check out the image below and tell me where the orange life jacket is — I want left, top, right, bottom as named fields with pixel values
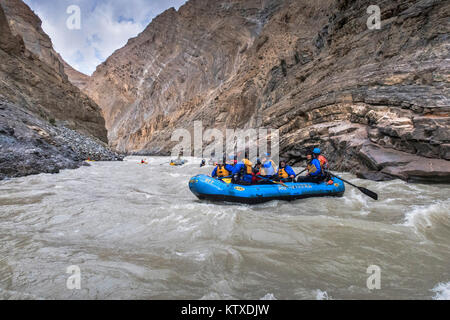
left=317, top=155, right=329, bottom=172
left=242, top=159, right=253, bottom=175
left=217, top=165, right=230, bottom=177
left=278, top=168, right=289, bottom=179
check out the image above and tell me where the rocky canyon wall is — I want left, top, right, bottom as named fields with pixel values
left=85, top=0, right=283, bottom=151
left=85, top=0, right=449, bottom=182
left=0, top=0, right=120, bottom=180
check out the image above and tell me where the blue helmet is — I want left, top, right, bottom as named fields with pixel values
left=313, top=148, right=321, bottom=154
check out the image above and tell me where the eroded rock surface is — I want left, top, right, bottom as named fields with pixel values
left=82, top=0, right=449, bottom=183
left=0, top=99, right=121, bottom=180
left=0, top=1, right=121, bottom=180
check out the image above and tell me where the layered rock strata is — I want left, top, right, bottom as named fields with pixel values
left=83, top=0, right=449, bottom=182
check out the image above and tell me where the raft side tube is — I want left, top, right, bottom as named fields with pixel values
left=188, top=174, right=345, bottom=204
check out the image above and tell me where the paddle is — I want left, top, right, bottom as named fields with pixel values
left=256, top=175, right=288, bottom=187
left=295, top=168, right=307, bottom=178
left=327, top=171, right=378, bottom=200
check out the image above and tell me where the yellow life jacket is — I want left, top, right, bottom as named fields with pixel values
left=307, top=163, right=318, bottom=174
left=217, top=165, right=230, bottom=177
left=278, top=168, right=289, bottom=179
left=243, top=159, right=253, bottom=175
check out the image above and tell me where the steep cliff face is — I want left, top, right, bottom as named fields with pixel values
left=86, top=0, right=283, bottom=151
left=1, top=0, right=67, bottom=78
left=0, top=0, right=23, bottom=54
left=62, top=60, right=90, bottom=90
left=0, top=0, right=107, bottom=141
left=0, top=1, right=120, bottom=180
left=87, top=0, right=450, bottom=182
left=1, top=0, right=90, bottom=91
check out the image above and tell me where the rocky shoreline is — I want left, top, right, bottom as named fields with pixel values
left=0, top=98, right=123, bottom=181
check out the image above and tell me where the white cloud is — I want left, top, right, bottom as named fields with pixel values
left=23, top=0, right=187, bottom=75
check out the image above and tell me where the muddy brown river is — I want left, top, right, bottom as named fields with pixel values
left=0, top=157, right=449, bottom=299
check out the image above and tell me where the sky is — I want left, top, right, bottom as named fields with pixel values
left=23, top=0, right=187, bottom=75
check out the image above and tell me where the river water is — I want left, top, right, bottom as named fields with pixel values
left=0, top=156, right=449, bottom=300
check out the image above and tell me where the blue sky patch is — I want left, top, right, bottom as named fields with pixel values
left=23, top=0, right=187, bottom=75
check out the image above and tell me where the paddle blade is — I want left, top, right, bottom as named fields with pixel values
left=358, top=187, right=378, bottom=200
left=271, top=180, right=288, bottom=187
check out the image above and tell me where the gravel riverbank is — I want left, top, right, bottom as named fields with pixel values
left=0, top=98, right=123, bottom=180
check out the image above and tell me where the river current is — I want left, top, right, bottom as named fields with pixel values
left=0, top=157, right=449, bottom=299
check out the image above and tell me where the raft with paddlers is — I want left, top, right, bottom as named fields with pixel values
left=188, top=174, right=345, bottom=204
left=170, top=159, right=187, bottom=166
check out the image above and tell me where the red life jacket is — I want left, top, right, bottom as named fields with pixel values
left=317, top=155, right=329, bottom=172
left=252, top=167, right=262, bottom=183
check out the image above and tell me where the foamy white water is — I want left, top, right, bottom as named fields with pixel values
left=0, top=156, right=449, bottom=299
left=315, top=290, right=332, bottom=300
left=432, top=282, right=450, bottom=300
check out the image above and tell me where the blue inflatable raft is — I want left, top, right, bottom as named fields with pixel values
left=189, top=174, right=345, bottom=204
